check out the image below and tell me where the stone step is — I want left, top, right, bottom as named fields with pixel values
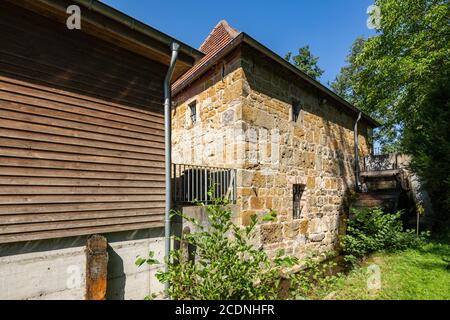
left=357, top=191, right=401, bottom=200
left=352, top=198, right=396, bottom=207
left=365, top=180, right=398, bottom=191
left=351, top=191, right=401, bottom=213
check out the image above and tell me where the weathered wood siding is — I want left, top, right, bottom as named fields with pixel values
left=0, top=2, right=167, bottom=243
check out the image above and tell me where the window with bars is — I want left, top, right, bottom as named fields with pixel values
left=292, top=101, right=301, bottom=122
left=189, top=101, right=197, bottom=124
left=293, top=184, right=305, bottom=219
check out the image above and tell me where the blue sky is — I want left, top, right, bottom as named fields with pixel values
left=103, top=0, right=376, bottom=85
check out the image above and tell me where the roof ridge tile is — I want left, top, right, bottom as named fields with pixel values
left=199, top=20, right=239, bottom=54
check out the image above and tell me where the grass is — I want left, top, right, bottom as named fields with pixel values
left=328, top=232, right=450, bottom=300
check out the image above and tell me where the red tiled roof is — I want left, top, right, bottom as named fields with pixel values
left=173, top=20, right=239, bottom=92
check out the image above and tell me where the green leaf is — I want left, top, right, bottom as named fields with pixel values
left=135, top=257, right=146, bottom=267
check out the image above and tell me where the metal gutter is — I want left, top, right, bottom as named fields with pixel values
left=71, top=0, right=203, bottom=61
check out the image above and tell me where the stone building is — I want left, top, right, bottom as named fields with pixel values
left=172, top=21, right=379, bottom=258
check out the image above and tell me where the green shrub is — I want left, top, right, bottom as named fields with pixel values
left=341, top=207, right=427, bottom=266
left=136, top=194, right=337, bottom=300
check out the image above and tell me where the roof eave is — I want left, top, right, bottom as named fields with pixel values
left=173, top=31, right=380, bottom=128
left=72, top=0, right=203, bottom=62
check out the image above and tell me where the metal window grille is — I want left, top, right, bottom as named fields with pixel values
left=189, top=101, right=197, bottom=124
left=362, top=153, right=399, bottom=172
left=293, top=184, right=305, bottom=219
left=172, top=164, right=237, bottom=204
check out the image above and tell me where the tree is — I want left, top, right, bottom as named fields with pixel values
left=402, top=73, right=450, bottom=225
left=285, top=45, right=324, bottom=80
left=330, top=37, right=366, bottom=104
left=346, top=0, right=450, bottom=222
left=330, top=36, right=402, bottom=149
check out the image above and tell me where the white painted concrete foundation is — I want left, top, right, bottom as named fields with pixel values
left=0, top=228, right=165, bottom=300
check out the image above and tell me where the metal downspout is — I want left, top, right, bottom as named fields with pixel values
left=354, top=112, right=362, bottom=192
left=164, top=42, right=179, bottom=293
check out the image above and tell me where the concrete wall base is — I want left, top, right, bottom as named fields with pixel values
left=0, top=228, right=165, bottom=300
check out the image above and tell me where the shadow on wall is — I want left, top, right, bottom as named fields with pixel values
left=241, top=45, right=371, bottom=239
left=242, top=43, right=363, bottom=136
left=106, top=245, right=125, bottom=300
left=0, top=228, right=162, bottom=300
left=0, top=235, right=88, bottom=257
left=172, top=46, right=241, bottom=112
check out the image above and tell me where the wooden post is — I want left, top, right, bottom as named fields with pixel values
left=85, top=234, right=108, bottom=300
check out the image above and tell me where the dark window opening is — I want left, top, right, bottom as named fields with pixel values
left=293, top=184, right=305, bottom=219
left=292, top=102, right=301, bottom=122
left=189, top=101, right=197, bottom=124
left=221, top=61, right=226, bottom=79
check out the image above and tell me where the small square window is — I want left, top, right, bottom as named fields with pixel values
left=292, top=102, right=301, bottom=122
left=189, top=101, right=197, bottom=124
left=293, top=184, right=305, bottom=219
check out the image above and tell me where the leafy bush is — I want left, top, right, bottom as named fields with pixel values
left=136, top=194, right=337, bottom=300
left=341, top=208, right=427, bottom=266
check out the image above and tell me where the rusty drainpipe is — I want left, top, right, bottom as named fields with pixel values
left=164, top=42, right=179, bottom=293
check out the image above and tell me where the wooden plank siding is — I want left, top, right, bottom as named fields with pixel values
left=0, top=2, right=168, bottom=243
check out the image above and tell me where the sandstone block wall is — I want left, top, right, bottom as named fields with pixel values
left=173, top=44, right=371, bottom=258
